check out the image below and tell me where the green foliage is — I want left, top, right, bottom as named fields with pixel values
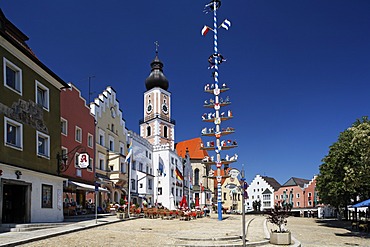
left=317, top=117, right=370, bottom=209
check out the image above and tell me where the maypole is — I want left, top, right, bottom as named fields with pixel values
left=201, top=0, right=237, bottom=221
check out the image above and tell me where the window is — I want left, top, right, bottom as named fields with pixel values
left=99, top=159, right=104, bottom=170
left=108, top=136, right=114, bottom=151
left=61, top=147, right=68, bottom=157
left=296, top=193, right=300, bottom=198
left=4, top=117, right=23, bottom=150
left=37, top=131, right=50, bottom=158
left=171, top=157, right=174, bottom=164
left=131, top=179, right=135, bottom=190
left=171, top=168, right=174, bottom=178
left=139, top=162, right=143, bottom=172
left=224, top=192, right=227, bottom=200
left=109, top=140, right=114, bottom=151
left=263, top=194, right=271, bottom=201
left=36, top=81, right=49, bottom=111
left=158, top=187, right=162, bottom=195
left=147, top=126, right=151, bottom=136
left=297, top=202, right=300, bottom=207
left=41, top=184, right=53, bottom=208
left=148, top=179, right=152, bottom=190
left=308, top=201, right=312, bottom=206
left=146, top=150, right=148, bottom=157
left=4, top=58, right=22, bottom=94
left=75, top=127, right=82, bottom=143
left=194, top=168, right=200, bottom=185
left=140, top=183, right=143, bottom=188
left=149, top=153, right=151, bottom=159
left=99, top=129, right=105, bottom=146
left=88, top=134, right=93, bottom=148
left=132, top=161, right=136, bottom=170
left=74, top=153, right=80, bottom=167
left=164, top=126, right=168, bottom=138
left=61, top=118, right=67, bottom=136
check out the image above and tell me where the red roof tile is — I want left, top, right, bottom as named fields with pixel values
left=175, top=137, right=208, bottom=159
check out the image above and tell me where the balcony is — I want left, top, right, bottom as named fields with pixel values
left=139, top=114, right=175, bottom=125
left=109, top=170, right=127, bottom=181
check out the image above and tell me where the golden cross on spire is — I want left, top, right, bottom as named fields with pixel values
left=154, top=41, right=159, bottom=54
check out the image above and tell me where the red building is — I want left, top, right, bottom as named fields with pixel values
left=60, top=83, right=96, bottom=215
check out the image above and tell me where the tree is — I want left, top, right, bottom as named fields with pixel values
left=317, top=117, right=370, bottom=212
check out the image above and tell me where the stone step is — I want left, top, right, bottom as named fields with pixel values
left=0, top=223, right=68, bottom=232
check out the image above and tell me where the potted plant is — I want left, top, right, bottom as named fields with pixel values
left=267, top=201, right=292, bottom=245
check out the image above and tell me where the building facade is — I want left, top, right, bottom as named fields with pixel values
left=176, top=137, right=210, bottom=207
left=60, top=83, right=96, bottom=215
left=246, top=175, right=281, bottom=212
left=274, top=177, right=311, bottom=216
left=90, top=86, right=128, bottom=208
left=0, top=10, right=69, bottom=223
left=128, top=130, right=154, bottom=206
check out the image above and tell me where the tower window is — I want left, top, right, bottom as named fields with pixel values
left=147, top=126, right=151, bottom=136
left=164, top=126, right=168, bottom=138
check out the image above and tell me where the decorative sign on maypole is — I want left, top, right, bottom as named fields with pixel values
left=200, top=0, right=237, bottom=221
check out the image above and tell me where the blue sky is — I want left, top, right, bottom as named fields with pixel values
left=2, top=0, right=370, bottom=184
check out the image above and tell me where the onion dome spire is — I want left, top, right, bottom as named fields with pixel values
left=145, top=41, right=169, bottom=91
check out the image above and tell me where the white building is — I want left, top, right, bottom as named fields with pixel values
left=246, top=175, right=281, bottom=212
left=128, top=130, right=154, bottom=206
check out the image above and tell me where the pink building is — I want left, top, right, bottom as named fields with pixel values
left=274, top=177, right=319, bottom=217
left=60, top=83, right=96, bottom=215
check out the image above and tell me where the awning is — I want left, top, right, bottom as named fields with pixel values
left=68, top=181, right=109, bottom=192
left=352, top=198, right=370, bottom=208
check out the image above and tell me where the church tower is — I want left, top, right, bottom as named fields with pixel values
left=140, top=50, right=175, bottom=150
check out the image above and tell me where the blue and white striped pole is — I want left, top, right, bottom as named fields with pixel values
left=211, top=0, right=223, bottom=221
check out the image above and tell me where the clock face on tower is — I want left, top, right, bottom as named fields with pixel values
left=147, top=104, right=153, bottom=114
left=162, top=103, right=168, bottom=114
